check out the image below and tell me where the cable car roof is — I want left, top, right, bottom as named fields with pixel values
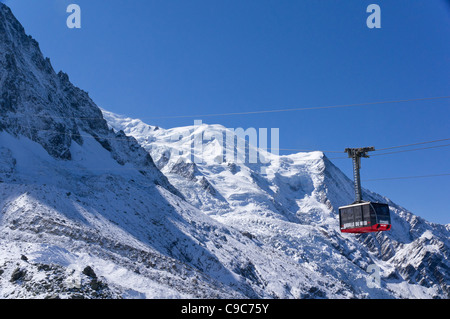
left=338, top=201, right=374, bottom=209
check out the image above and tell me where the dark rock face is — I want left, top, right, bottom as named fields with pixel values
left=0, top=3, right=178, bottom=196
left=170, top=161, right=199, bottom=181
left=1, top=2, right=449, bottom=300
left=10, top=267, right=26, bottom=282
left=82, top=266, right=97, bottom=279
left=5, top=259, right=119, bottom=299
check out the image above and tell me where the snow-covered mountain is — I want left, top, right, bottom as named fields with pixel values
left=102, top=110, right=450, bottom=299
left=0, top=2, right=448, bottom=299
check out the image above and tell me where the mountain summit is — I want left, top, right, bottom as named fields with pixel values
left=0, top=3, right=449, bottom=299
left=0, top=3, right=179, bottom=194
left=0, top=3, right=354, bottom=299
left=103, top=109, right=450, bottom=299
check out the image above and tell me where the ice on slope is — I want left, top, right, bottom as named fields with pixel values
left=0, top=3, right=347, bottom=299
left=1, top=128, right=362, bottom=299
left=102, top=109, right=450, bottom=299
left=0, top=1, right=448, bottom=298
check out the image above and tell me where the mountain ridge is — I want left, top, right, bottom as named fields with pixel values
left=0, top=2, right=360, bottom=299
left=0, top=2, right=448, bottom=299
left=103, top=109, right=450, bottom=298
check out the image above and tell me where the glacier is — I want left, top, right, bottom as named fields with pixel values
left=0, top=2, right=448, bottom=299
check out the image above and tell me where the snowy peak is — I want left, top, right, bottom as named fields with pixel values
left=0, top=3, right=180, bottom=195
left=103, top=109, right=339, bottom=224
left=1, top=4, right=356, bottom=299
left=0, top=3, right=36, bottom=53
left=103, top=109, right=450, bottom=299
left=1, top=2, right=448, bottom=299
left=0, top=1, right=103, bottom=160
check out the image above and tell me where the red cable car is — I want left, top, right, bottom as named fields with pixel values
left=339, top=202, right=391, bottom=233
left=339, top=147, right=392, bottom=234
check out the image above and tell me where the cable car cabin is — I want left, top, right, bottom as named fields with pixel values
left=339, top=202, right=391, bottom=233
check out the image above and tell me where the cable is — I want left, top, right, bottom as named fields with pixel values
left=211, top=137, right=450, bottom=155
left=252, top=147, right=343, bottom=153
left=363, top=173, right=450, bottom=182
left=327, top=144, right=450, bottom=159
left=371, top=144, right=450, bottom=156
left=132, top=96, right=450, bottom=119
left=375, top=138, right=450, bottom=151
left=4, top=95, right=450, bottom=120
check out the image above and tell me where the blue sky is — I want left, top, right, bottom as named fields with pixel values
left=2, top=0, right=449, bottom=224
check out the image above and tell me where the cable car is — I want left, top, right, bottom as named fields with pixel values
left=339, top=202, right=391, bottom=233
left=339, top=147, right=392, bottom=234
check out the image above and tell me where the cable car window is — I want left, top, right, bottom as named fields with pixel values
left=362, top=204, right=370, bottom=221
left=340, top=208, right=355, bottom=228
left=342, top=211, right=348, bottom=224
left=352, top=206, right=359, bottom=218
left=343, top=208, right=350, bottom=222
left=373, top=204, right=390, bottom=215
left=354, top=206, right=362, bottom=224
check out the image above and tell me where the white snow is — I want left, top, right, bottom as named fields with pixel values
left=99, top=109, right=450, bottom=299
left=1, top=1, right=448, bottom=298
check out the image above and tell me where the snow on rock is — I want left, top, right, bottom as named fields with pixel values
left=0, top=2, right=353, bottom=299
left=103, top=109, right=450, bottom=299
left=0, top=2, right=448, bottom=299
